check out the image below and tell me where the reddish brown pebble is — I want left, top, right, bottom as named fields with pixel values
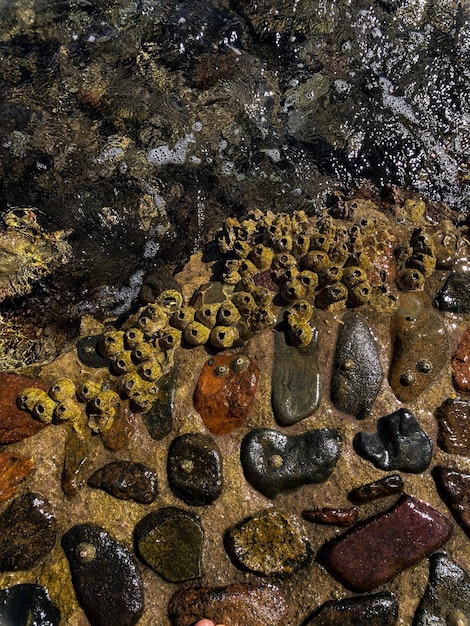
left=435, top=398, right=470, bottom=456
left=318, top=495, right=453, bottom=592
left=302, top=507, right=358, bottom=527
left=168, top=583, right=288, bottom=626
left=100, top=402, right=137, bottom=451
left=193, top=353, right=259, bottom=435
left=451, top=327, right=470, bottom=393
left=433, top=466, right=470, bottom=538
left=0, top=452, right=34, bottom=502
left=348, top=474, right=404, bottom=504
left=0, top=373, right=49, bottom=444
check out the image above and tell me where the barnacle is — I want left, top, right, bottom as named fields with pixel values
left=405, top=253, right=436, bottom=277
left=137, top=315, right=163, bottom=337
left=217, top=300, right=241, bottom=326
left=318, top=264, right=343, bottom=287
left=117, top=372, right=144, bottom=396
left=89, top=389, right=120, bottom=414
left=17, top=388, right=49, bottom=412
left=139, top=359, right=163, bottom=382
left=410, top=228, right=435, bottom=256
left=298, top=271, right=319, bottom=297
left=347, top=281, right=372, bottom=307
left=288, top=323, right=313, bottom=347
left=98, top=331, right=125, bottom=358
left=249, top=244, right=274, bottom=270
left=342, top=266, right=368, bottom=289
left=88, top=412, right=114, bottom=433
left=271, top=253, right=296, bottom=272
left=159, top=327, right=182, bottom=350
left=54, top=399, right=81, bottom=422
left=209, top=325, right=239, bottom=349
left=112, top=350, right=136, bottom=375
left=124, top=327, right=144, bottom=348
left=230, top=354, right=250, bottom=373
left=233, top=239, right=252, bottom=259
left=48, top=378, right=76, bottom=402
left=249, top=307, right=275, bottom=331
left=285, top=300, right=313, bottom=325
left=184, top=321, right=211, bottom=346
left=132, top=342, right=154, bottom=362
left=292, top=233, right=310, bottom=257
left=273, top=233, right=293, bottom=254
left=127, top=389, right=154, bottom=413
left=315, top=282, right=348, bottom=309
left=239, top=259, right=259, bottom=278
left=223, top=270, right=242, bottom=285
left=309, top=232, right=330, bottom=252
left=231, top=291, right=256, bottom=316
left=328, top=241, right=349, bottom=266
left=251, top=286, right=272, bottom=307
left=144, top=303, right=168, bottom=322
left=280, top=278, right=307, bottom=302
left=195, top=303, right=220, bottom=328
left=32, top=395, right=57, bottom=424
left=76, top=380, right=102, bottom=402
left=301, top=250, right=330, bottom=272
left=155, top=290, right=183, bottom=313
left=397, top=268, right=425, bottom=291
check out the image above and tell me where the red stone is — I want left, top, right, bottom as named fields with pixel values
left=433, top=466, right=470, bottom=538
left=451, top=327, right=470, bottom=393
left=435, top=398, right=470, bottom=456
left=319, top=495, right=453, bottom=592
left=0, top=452, right=34, bottom=502
left=193, top=353, right=259, bottom=435
left=302, top=507, right=358, bottom=527
left=0, top=373, right=48, bottom=444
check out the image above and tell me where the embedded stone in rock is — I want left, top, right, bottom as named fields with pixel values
left=193, top=352, right=259, bottom=435
left=134, top=507, right=204, bottom=582
left=100, top=402, right=137, bottom=451
left=451, top=327, right=470, bottom=393
left=141, top=367, right=177, bottom=440
left=435, top=397, right=470, bottom=456
left=0, top=373, right=49, bottom=444
left=433, top=466, right=470, bottom=537
left=167, top=583, right=288, bottom=626
left=240, top=428, right=341, bottom=499
left=305, top=591, right=398, bottom=626
left=388, top=292, right=448, bottom=402
left=62, top=523, right=144, bottom=626
left=348, top=474, right=404, bottom=504
left=0, top=583, right=61, bottom=626
left=413, top=553, right=470, bottom=626
left=302, top=507, right=358, bottom=527
left=167, top=432, right=223, bottom=505
left=76, top=334, right=112, bottom=368
left=271, top=321, right=320, bottom=426
left=62, top=429, right=95, bottom=498
left=224, top=509, right=311, bottom=576
left=0, top=492, right=57, bottom=571
left=0, top=451, right=34, bottom=502
left=353, top=408, right=433, bottom=473
left=87, top=460, right=158, bottom=504
left=318, top=495, right=453, bottom=593
left=434, top=270, right=470, bottom=313
left=331, top=311, right=383, bottom=420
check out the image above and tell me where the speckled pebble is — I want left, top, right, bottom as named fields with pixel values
left=0, top=584, right=61, bottom=626
left=167, top=433, right=223, bottom=505
left=141, top=368, right=177, bottom=440
left=435, top=397, right=470, bottom=456
left=62, top=430, right=94, bottom=498
left=76, top=334, right=112, bottom=368
left=433, top=466, right=470, bottom=538
left=134, top=507, right=204, bottom=582
left=353, top=408, right=433, bottom=473
left=434, top=270, right=470, bottom=313
left=348, top=474, right=404, bottom=504
left=240, top=428, right=341, bottom=498
left=224, top=509, right=311, bottom=576
left=88, top=460, right=158, bottom=504
left=305, top=591, right=398, bottom=625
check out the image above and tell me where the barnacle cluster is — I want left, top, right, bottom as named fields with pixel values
left=396, top=227, right=437, bottom=291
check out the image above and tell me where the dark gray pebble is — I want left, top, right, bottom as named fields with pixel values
left=240, top=428, right=341, bottom=499
left=305, top=591, right=398, bottom=625
left=62, top=523, right=144, bottom=626
left=331, top=311, right=383, bottom=419
left=167, top=433, right=223, bottom=505
left=348, top=474, right=404, bottom=504
left=76, top=335, right=111, bottom=368
left=141, top=367, right=177, bottom=440
left=413, top=552, right=470, bottom=625
left=87, top=460, right=158, bottom=504
left=0, top=584, right=61, bottom=626
left=353, top=408, right=433, bottom=473
left=0, top=492, right=57, bottom=571
left=434, top=271, right=470, bottom=313
left=134, top=507, right=204, bottom=582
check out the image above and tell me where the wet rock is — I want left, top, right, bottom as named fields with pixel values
left=413, top=553, right=470, bottom=626
left=76, top=334, right=112, bottom=368
left=353, top=408, right=433, bottom=473
left=348, top=474, right=404, bottom=504
left=141, top=367, right=177, bottom=440
left=0, top=492, right=57, bottom=571
left=224, top=509, right=311, bottom=576
left=0, top=373, right=48, bottom=444
left=0, top=583, right=61, bottom=626
left=305, top=591, right=398, bottom=626
left=388, top=292, right=448, bottom=402
left=62, top=523, right=144, bottom=626
left=435, top=397, right=470, bottom=456
left=193, top=352, right=259, bottom=435
left=434, top=270, right=470, bottom=313
left=88, top=460, right=158, bottom=504
left=134, top=507, right=204, bottom=582
left=302, top=507, right=358, bottom=527
left=331, top=311, right=383, bottom=419
left=62, top=429, right=94, bottom=498
left=433, top=466, right=470, bottom=537
left=271, top=321, right=320, bottom=426
left=240, top=428, right=341, bottom=498
left=0, top=451, right=34, bottom=502
left=100, top=402, right=137, bottom=451
left=318, top=495, right=453, bottom=592
left=167, top=432, right=223, bottom=505
left=451, top=327, right=470, bottom=393
left=168, top=583, right=288, bottom=626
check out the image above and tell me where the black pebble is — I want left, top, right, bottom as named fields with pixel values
left=76, top=335, right=111, bottom=368
left=434, top=271, right=470, bottom=313
left=141, top=368, right=177, bottom=440
left=304, top=590, right=398, bottom=625
left=0, top=584, right=61, bottom=626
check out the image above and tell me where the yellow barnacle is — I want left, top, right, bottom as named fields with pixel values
left=273, top=233, right=293, bottom=254
left=405, top=253, right=436, bottom=277
left=137, top=315, right=162, bottom=337
left=217, top=300, right=241, bottom=326
left=347, top=281, right=372, bottom=307
left=318, top=264, right=343, bottom=287
left=195, top=303, right=220, bottom=328
left=143, top=303, right=167, bottom=322
left=396, top=268, right=425, bottom=291
left=328, top=240, right=349, bottom=266
left=184, top=321, right=211, bottom=346
left=98, top=331, right=125, bottom=358
left=249, top=244, right=274, bottom=270
left=155, top=290, right=183, bottom=314
left=233, top=239, right=252, bottom=259
left=76, top=380, right=102, bottom=402
left=315, top=282, right=348, bottom=309
left=89, top=389, right=120, bottom=414
left=251, top=286, right=273, bottom=307
left=32, top=395, right=57, bottom=424
left=301, top=250, right=330, bottom=272
left=54, top=399, right=81, bottom=422
left=48, top=378, right=76, bottom=402
left=298, top=270, right=319, bottom=297
left=209, top=325, right=239, bottom=349
left=271, top=253, right=296, bottom=272
left=139, top=359, right=162, bottom=382
left=112, top=350, right=136, bottom=375
left=169, top=306, right=194, bottom=330
left=128, top=389, right=154, bottom=413
left=231, top=291, right=256, bottom=316
left=285, top=300, right=313, bottom=325
left=280, top=278, right=308, bottom=302
left=88, top=413, right=114, bottom=433
left=309, top=232, right=330, bottom=252
left=132, top=341, right=155, bottom=362
left=222, top=270, right=242, bottom=285
left=117, top=372, right=144, bottom=396
left=288, top=323, right=313, bottom=348
left=239, top=259, right=259, bottom=278
left=342, top=265, right=368, bottom=289
left=159, top=327, right=182, bottom=351
left=292, top=233, right=310, bottom=257
left=249, top=307, right=275, bottom=332
left=17, top=387, right=48, bottom=412
left=124, top=327, right=144, bottom=349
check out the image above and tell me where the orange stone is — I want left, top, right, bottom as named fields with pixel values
left=193, top=353, right=259, bottom=435
left=100, top=402, right=137, bottom=451
left=0, top=373, right=49, bottom=444
left=451, top=327, right=470, bottom=393
left=0, top=452, right=34, bottom=502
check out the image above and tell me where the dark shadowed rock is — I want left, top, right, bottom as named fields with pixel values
left=348, top=474, right=404, bottom=504
left=141, top=367, right=177, bottom=440
left=76, top=334, right=112, bottom=368
left=0, top=584, right=61, bottom=626
left=305, top=591, right=398, bottom=625
left=434, top=271, right=470, bottom=313
left=88, top=460, right=158, bottom=504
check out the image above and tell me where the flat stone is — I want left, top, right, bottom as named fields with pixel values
left=388, top=292, right=448, bottom=402
left=100, top=401, right=137, bottom=451
left=62, top=523, right=144, bottom=626
left=451, top=327, right=470, bottom=393
left=0, top=451, right=34, bottom=502
left=62, top=429, right=95, bottom=498
left=224, top=509, right=311, bottom=576
left=193, top=352, right=259, bottom=435
left=434, top=270, right=470, bottom=313
left=0, top=583, right=61, bottom=626
left=0, top=492, right=57, bottom=571
left=168, top=583, right=288, bottom=626
left=305, top=591, right=398, bottom=625
left=241, top=428, right=341, bottom=499
left=353, top=408, right=433, bottom=473
left=271, top=320, right=320, bottom=426
left=435, top=397, right=470, bottom=456
left=87, top=460, right=158, bottom=504
left=318, top=495, right=453, bottom=593
left=348, top=474, right=404, bottom=504
left=433, top=466, right=470, bottom=537
left=76, top=334, right=112, bottom=368
left=0, top=373, right=48, bottom=444
left=167, top=432, right=223, bottom=505
left=302, top=507, right=358, bottom=527
left=134, top=507, right=204, bottom=582
left=331, top=311, right=383, bottom=419
left=413, top=553, right=470, bottom=626
left=141, top=367, right=177, bottom=440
